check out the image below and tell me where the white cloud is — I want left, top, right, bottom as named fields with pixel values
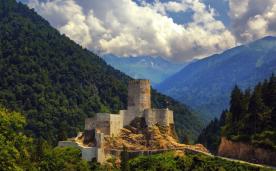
left=28, top=0, right=92, bottom=47
left=229, top=0, right=276, bottom=42
left=27, top=0, right=236, bottom=61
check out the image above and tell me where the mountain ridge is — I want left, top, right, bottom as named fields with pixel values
left=103, top=54, right=187, bottom=85
left=157, top=36, right=276, bottom=119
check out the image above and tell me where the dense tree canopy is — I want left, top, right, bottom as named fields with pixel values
left=198, top=75, right=276, bottom=152
left=0, top=107, right=90, bottom=171
left=0, top=107, right=32, bottom=170
left=122, top=152, right=272, bottom=171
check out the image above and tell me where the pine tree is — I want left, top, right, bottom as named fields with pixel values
left=230, top=85, right=243, bottom=123
left=230, top=85, right=243, bottom=134
left=248, top=84, right=266, bottom=134
left=267, top=74, right=276, bottom=108
left=219, top=110, right=227, bottom=126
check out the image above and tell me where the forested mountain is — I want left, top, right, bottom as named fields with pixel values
left=103, top=54, right=186, bottom=85
left=157, top=36, right=276, bottom=119
left=0, top=0, right=202, bottom=143
left=198, top=75, right=276, bottom=153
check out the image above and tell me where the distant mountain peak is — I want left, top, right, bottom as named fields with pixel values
left=102, top=54, right=188, bottom=85
left=157, top=36, right=276, bottom=119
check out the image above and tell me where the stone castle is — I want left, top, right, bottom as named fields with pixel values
left=59, top=79, right=174, bottom=163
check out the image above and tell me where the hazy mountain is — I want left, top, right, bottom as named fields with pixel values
left=103, top=54, right=187, bottom=85
left=157, top=36, right=276, bottom=119
left=0, top=0, right=203, bottom=142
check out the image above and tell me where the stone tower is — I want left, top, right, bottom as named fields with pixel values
left=128, top=79, right=151, bottom=112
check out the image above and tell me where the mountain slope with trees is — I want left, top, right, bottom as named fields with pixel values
left=198, top=75, right=276, bottom=153
left=157, top=36, right=276, bottom=119
left=0, top=0, right=202, bottom=143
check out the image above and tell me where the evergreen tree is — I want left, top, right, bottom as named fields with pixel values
left=248, top=84, right=267, bottom=134
left=266, top=74, right=276, bottom=108
left=198, top=76, right=276, bottom=152
left=229, top=85, right=243, bottom=134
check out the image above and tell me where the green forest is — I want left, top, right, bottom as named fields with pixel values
left=198, top=74, right=276, bottom=153
left=0, top=0, right=203, bottom=144
left=0, top=107, right=91, bottom=171
left=96, top=152, right=273, bottom=171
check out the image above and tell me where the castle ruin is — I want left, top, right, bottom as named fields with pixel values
left=58, top=79, right=174, bottom=163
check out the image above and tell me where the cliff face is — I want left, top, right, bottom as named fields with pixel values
left=104, top=117, right=209, bottom=153
left=218, top=137, right=276, bottom=166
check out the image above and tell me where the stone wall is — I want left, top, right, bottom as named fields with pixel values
left=81, top=147, right=97, bottom=161
left=58, top=141, right=98, bottom=162
left=120, top=108, right=143, bottom=126
left=58, top=141, right=79, bottom=147
left=109, top=114, right=123, bottom=136
left=85, top=113, right=123, bottom=136
left=154, top=109, right=174, bottom=126
left=144, top=108, right=174, bottom=127
left=128, top=80, right=151, bottom=112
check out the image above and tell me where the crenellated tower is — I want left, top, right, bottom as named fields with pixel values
left=127, top=79, right=151, bottom=112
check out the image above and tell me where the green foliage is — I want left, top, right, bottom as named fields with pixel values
left=127, top=152, right=273, bottom=171
left=0, top=0, right=202, bottom=144
left=223, top=75, right=276, bottom=150
left=197, top=110, right=227, bottom=154
left=198, top=74, right=276, bottom=152
left=37, top=147, right=90, bottom=171
left=0, top=107, right=33, bottom=171
left=120, top=145, right=129, bottom=171
left=128, top=152, right=178, bottom=171
left=0, top=107, right=90, bottom=171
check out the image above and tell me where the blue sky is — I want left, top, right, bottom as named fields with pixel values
left=18, top=0, right=276, bottom=61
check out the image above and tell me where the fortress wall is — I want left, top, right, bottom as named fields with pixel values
left=95, top=131, right=105, bottom=148
left=109, top=114, right=123, bottom=136
left=144, top=109, right=156, bottom=126
left=81, top=147, right=97, bottom=161
left=128, top=80, right=151, bottom=112
left=96, top=148, right=106, bottom=164
left=120, top=108, right=142, bottom=126
left=86, top=113, right=124, bottom=136
left=58, top=141, right=79, bottom=147
left=58, top=141, right=98, bottom=162
left=148, top=109, right=174, bottom=126
left=168, top=110, right=174, bottom=124
left=85, top=114, right=111, bottom=135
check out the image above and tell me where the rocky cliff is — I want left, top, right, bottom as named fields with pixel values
left=104, top=117, right=208, bottom=153
left=218, top=137, right=276, bottom=166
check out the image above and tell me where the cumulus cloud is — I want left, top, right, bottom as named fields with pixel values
left=229, top=0, right=276, bottom=42
left=27, top=0, right=236, bottom=61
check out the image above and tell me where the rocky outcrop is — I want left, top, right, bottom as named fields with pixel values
left=218, top=137, right=276, bottom=166
left=104, top=117, right=209, bottom=153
